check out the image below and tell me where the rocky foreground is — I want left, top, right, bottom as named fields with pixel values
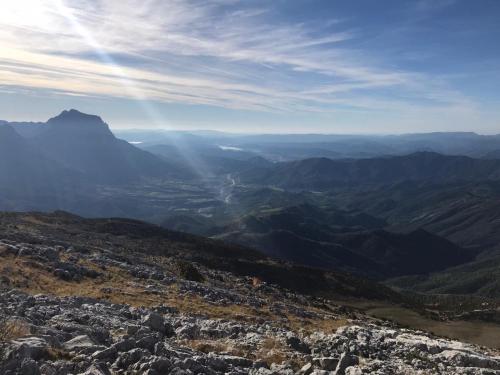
left=0, top=213, right=499, bottom=374
left=1, top=289, right=499, bottom=375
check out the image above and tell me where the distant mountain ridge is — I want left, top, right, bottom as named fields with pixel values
left=2, top=110, right=500, bottom=301
left=0, top=124, right=79, bottom=185
left=0, top=124, right=83, bottom=210
left=143, top=143, right=271, bottom=177
left=0, top=109, right=198, bottom=212
left=117, top=128, right=500, bottom=162
left=0, top=119, right=46, bottom=137
left=35, top=109, right=182, bottom=184
left=1, top=109, right=184, bottom=185
left=117, top=130, right=500, bottom=161
left=210, top=204, right=475, bottom=279
left=240, top=152, right=500, bottom=189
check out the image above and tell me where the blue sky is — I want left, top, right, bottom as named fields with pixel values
left=0, top=0, right=499, bottom=133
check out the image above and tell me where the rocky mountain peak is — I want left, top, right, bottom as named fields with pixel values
left=49, top=109, right=104, bottom=124
left=46, top=109, right=113, bottom=137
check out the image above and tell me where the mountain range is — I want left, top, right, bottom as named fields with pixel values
left=1, top=109, right=185, bottom=186
left=0, top=124, right=82, bottom=210
left=210, top=204, right=475, bottom=279
left=2, top=109, right=500, bottom=300
left=117, top=129, right=500, bottom=161
left=238, top=152, right=500, bottom=190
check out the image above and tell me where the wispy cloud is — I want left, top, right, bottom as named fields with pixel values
left=0, top=0, right=479, bottom=118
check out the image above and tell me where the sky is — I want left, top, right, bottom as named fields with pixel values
left=0, top=0, right=499, bottom=133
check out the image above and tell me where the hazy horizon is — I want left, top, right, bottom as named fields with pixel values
left=2, top=108, right=500, bottom=136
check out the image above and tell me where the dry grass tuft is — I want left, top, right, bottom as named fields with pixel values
left=0, top=253, right=276, bottom=322
left=252, top=277, right=262, bottom=287
left=46, top=347, right=74, bottom=361
left=184, top=339, right=230, bottom=354
left=286, top=313, right=348, bottom=335
left=0, top=317, right=31, bottom=342
left=182, top=339, right=251, bottom=358
left=255, top=337, right=288, bottom=366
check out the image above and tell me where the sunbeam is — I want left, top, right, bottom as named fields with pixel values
left=45, top=0, right=215, bottom=178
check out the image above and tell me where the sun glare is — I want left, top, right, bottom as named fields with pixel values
left=0, top=0, right=56, bottom=31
